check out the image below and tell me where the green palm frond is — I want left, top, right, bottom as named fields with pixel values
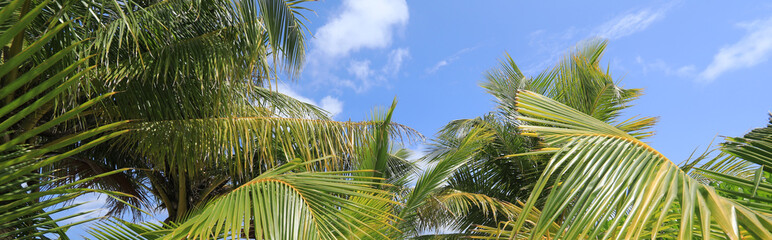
left=163, top=157, right=398, bottom=240
left=436, top=190, right=527, bottom=227
left=258, top=0, right=312, bottom=75
left=1, top=0, right=129, bottom=237
left=721, top=114, right=772, bottom=171
left=489, top=91, right=772, bottom=239
left=687, top=118, right=772, bottom=215
left=395, top=127, right=495, bottom=237
left=421, top=113, right=545, bottom=232
left=87, top=219, right=173, bottom=240
left=694, top=157, right=772, bottom=215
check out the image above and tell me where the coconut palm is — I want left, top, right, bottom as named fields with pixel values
left=82, top=102, right=424, bottom=239
left=4, top=0, right=424, bottom=224
left=416, top=39, right=659, bottom=235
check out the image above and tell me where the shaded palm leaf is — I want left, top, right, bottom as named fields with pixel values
left=721, top=114, right=772, bottom=171
left=394, top=127, right=495, bottom=237
left=1, top=0, right=129, bottom=238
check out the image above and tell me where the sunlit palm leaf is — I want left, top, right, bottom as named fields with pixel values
left=87, top=219, right=172, bottom=240
left=495, top=91, right=772, bottom=239
left=163, top=157, right=398, bottom=240
left=118, top=115, right=420, bottom=180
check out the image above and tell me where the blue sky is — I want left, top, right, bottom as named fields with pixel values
left=60, top=0, right=772, bottom=237
left=281, top=0, right=772, bottom=163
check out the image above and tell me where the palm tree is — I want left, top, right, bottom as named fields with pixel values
left=473, top=91, right=772, bottom=239
left=4, top=0, right=423, bottom=224
left=416, top=39, right=659, bottom=235
left=83, top=102, right=424, bottom=239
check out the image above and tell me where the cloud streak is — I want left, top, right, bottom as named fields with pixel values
left=636, top=56, right=696, bottom=78
left=426, top=47, right=475, bottom=74
left=595, top=5, right=670, bottom=40
left=699, top=17, right=772, bottom=82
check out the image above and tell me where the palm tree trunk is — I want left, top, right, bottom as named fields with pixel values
left=3, top=0, right=30, bottom=105
left=176, top=167, right=188, bottom=221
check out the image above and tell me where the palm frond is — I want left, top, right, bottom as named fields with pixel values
left=86, top=219, right=172, bottom=240
left=163, top=157, right=398, bottom=240
left=497, top=90, right=772, bottom=239
left=482, top=39, right=657, bottom=139
left=1, top=0, right=129, bottom=237
left=396, top=127, right=495, bottom=237
left=721, top=114, right=772, bottom=171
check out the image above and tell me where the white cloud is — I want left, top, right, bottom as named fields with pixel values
left=276, top=83, right=344, bottom=118
left=428, top=60, right=449, bottom=73
left=699, top=17, right=772, bottom=82
left=305, top=0, right=410, bottom=93
left=314, top=0, right=408, bottom=58
left=595, top=6, right=669, bottom=40
left=320, top=96, right=343, bottom=117
left=348, top=60, right=373, bottom=80
left=676, top=65, right=697, bottom=77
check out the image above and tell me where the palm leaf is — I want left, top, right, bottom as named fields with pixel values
left=482, top=39, right=657, bottom=139
left=0, top=0, right=129, bottom=237
left=498, top=90, right=772, bottom=239
left=394, top=127, right=495, bottom=237
left=163, top=157, right=398, bottom=240
left=721, top=114, right=772, bottom=171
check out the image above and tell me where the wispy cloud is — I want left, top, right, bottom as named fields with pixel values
left=276, top=83, right=344, bottom=117
left=636, top=56, right=696, bottom=78
left=426, top=47, right=475, bottom=74
left=699, top=17, right=772, bottom=82
left=314, top=0, right=408, bottom=58
left=385, top=48, right=410, bottom=74
left=524, top=3, right=674, bottom=75
left=595, top=5, right=671, bottom=40
left=319, top=96, right=343, bottom=117
left=338, top=48, right=410, bottom=93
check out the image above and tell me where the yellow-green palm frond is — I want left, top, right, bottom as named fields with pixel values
left=500, top=91, right=772, bottom=239
left=395, top=127, right=495, bottom=237
left=164, top=157, right=399, bottom=240
left=117, top=115, right=420, bottom=182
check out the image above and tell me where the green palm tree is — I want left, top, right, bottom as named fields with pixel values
left=5, top=0, right=421, bottom=224
left=416, top=39, right=658, bottom=235
left=83, top=102, right=423, bottom=239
